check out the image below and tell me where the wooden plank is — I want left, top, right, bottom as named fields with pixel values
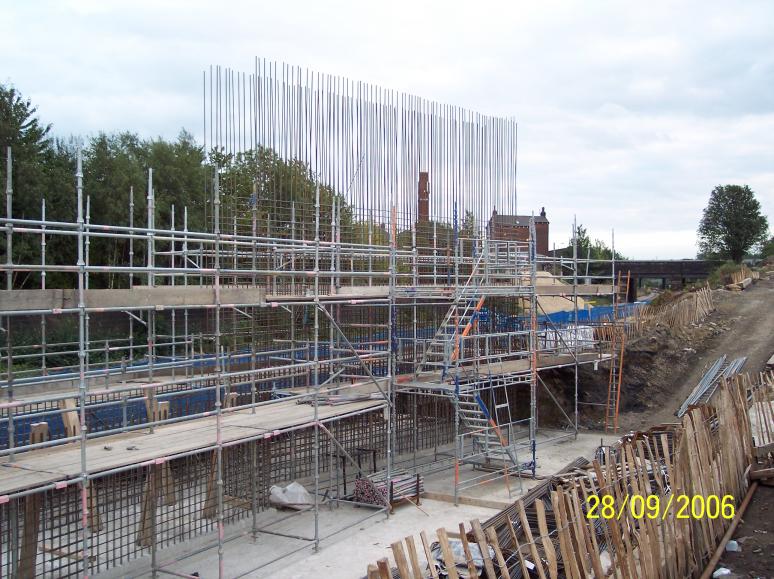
left=484, top=527, right=509, bottom=578
left=421, top=491, right=510, bottom=510
left=436, top=528, right=460, bottom=579
left=161, top=462, right=176, bottom=506
left=367, top=564, right=380, bottom=579
left=660, top=432, right=687, bottom=578
left=470, top=519, right=496, bottom=579
left=19, top=494, right=41, bottom=579
left=29, top=422, right=49, bottom=445
left=136, top=466, right=158, bottom=546
left=517, top=499, right=547, bottom=579
left=605, top=449, right=637, bottom=577
left=550, top=490, right=575, bottom=579
left=535, top=498, right=559, bottom=579
left=684, top=411, right=713, bottom=557
left=458, top=523, right=480, bottom=579
left=634, top=440, right=665, bottom=579
left=751, top=467, right=774, bottom=480
left=87, top=484, right=101, bottom=532
left=621, top=443, right=655, bottom=579
left=224, top=392, right=238, bottom=409
left=420, top=530, right=440, bottom=579
left=58, top=398, right=81, bottom=438
left=376, top=558, right=392, bottom=579
left=0, top=286, right=269, bottom=311
left=569, top=485, right=605, bottom=579
left=557, top=490, right=586, bottom=579
left=587, top=473, right=627, bottom=579
left=405, top=536, right=423, bottom=579
left=647, top=435, right=677, bottom=579
left=692, top=408, right=722, bottom=547
left=202, top=451, right=217, bottom=520
left=391, top=540, right=412, bottom=579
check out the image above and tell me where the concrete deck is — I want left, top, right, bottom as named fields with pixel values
left=0, top=286, right=267, bottom=311
left=0, top=397, right=386, bottom=495
left=0, top=282, right=614, bottom=312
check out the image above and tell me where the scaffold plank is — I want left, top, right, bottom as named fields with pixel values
left=0, top=398, right=385, bottom=495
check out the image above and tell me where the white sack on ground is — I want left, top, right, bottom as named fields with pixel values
left=269, top=481, right=314, bottom=510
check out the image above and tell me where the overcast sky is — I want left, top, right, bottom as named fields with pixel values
left=3, top=0, right=773, bottom=258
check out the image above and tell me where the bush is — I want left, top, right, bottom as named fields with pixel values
left=706, top=262, right=746, bottom=288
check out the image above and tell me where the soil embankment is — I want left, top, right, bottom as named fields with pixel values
left=550, top=277, right=774, bottom=431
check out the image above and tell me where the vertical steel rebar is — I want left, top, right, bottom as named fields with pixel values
left=213, top=168, right=226, bottom=579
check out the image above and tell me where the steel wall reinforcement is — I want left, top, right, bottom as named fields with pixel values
left=0, top=60, right=629, bottom=577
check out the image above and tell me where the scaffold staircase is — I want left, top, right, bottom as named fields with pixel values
left=456, top=389, right=524, bottom=489
left=415, top=251, right=488, bottom=378
left=605, top=270, right=630, bottom=432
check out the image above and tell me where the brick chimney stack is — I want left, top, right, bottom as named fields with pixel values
left=417, top=171, right=429, bottom=223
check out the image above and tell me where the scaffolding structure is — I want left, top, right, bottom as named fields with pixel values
left=0, top=61, right=624, bottom=578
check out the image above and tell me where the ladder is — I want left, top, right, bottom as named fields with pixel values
left=605, top=270, right=630, bottom=432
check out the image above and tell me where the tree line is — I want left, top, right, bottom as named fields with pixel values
left=1, top=84, right=475, bottom=290
left=1, top=84, right=210, bottom=288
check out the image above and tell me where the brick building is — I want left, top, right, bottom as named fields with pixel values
left=487, top=207, right=550, bottom=255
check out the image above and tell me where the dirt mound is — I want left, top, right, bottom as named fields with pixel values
left=541, top=280, right=773, bottom=432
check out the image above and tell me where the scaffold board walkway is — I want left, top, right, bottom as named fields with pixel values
left=0, top=397, right=386, bottom=495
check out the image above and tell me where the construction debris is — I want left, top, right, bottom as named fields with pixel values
left=269, top=482, right=314, bottom=510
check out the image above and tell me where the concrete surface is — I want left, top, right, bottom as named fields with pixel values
left=114, top=429, right=617, bottom=579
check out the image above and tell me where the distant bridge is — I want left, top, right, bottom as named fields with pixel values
left=615, top=260, right=724, bottom=301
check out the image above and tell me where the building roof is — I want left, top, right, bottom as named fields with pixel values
left=488, top=211, right=549, bottom=227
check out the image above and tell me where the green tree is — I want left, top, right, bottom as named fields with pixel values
left=1, top=84, right=211, bottom=289
left=215, top=146, right=351, bottom=242
left=1, top=85, right=81, bottom=288
left=81, top=131, right=206, bottom=288
left=698, top=185, right=769, bottom=263
left=567, top=225, right=625, bottom=261
left=145, top=130, right=207, bottom=231
left=0, top=84, right=51, bottom=200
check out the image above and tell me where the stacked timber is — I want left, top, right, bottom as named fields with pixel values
left=634, top=285, right=714, bottom=330
left=596, top=285, right=715, bottom=343
left=729, top=265, right=759, bottom=285
left=354, top=470, right=424, bottom=506
left=726, top=265, right=760, bottom=290
left=746, top=371, right=774, bottom=451
left=365, top=371, right=772, bottom=579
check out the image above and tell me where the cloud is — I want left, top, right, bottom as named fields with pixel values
left=2, top=0, right=772, bottom=258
